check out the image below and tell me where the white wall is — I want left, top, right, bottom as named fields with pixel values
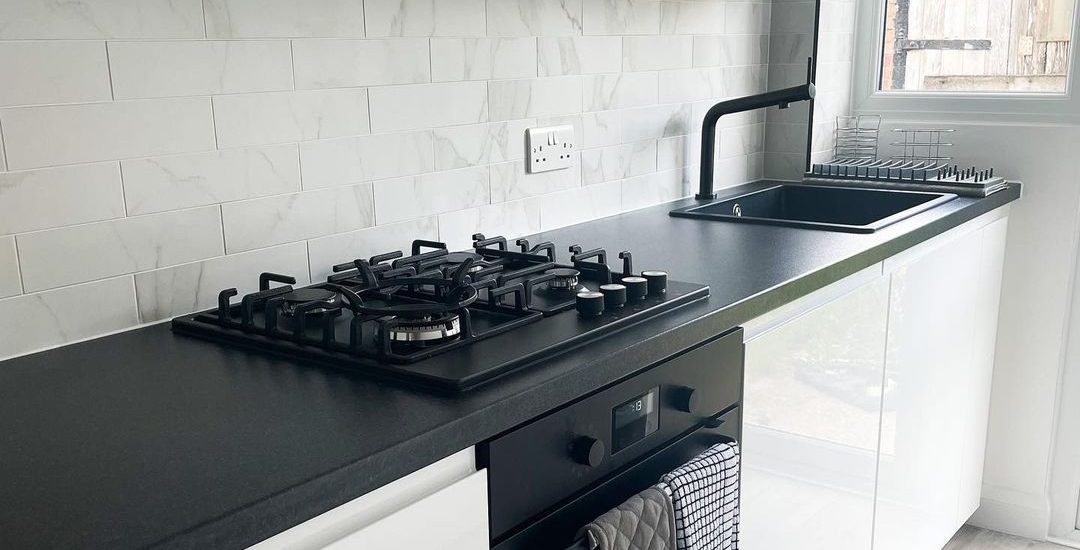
left=0, top=0, right=776, bottom=360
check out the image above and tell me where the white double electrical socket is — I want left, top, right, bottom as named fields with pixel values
left=526, top=125, right=575, bottom=174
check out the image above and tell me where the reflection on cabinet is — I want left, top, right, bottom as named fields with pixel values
left=741, top=272, right=890, bottom=550
left=874, top=217, right=1008, bottom=550
left=741, top=209, right=1009, bottom=550
left=250, top=447, right=488, bottom=550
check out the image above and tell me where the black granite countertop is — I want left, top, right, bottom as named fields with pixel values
left=0, top=181, right=1020, bottom=550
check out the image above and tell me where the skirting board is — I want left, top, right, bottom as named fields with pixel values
left=968, top=493, right=1051, bottom=541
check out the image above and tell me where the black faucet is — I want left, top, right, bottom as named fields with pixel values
left=695, top=59, right=816, bottom=200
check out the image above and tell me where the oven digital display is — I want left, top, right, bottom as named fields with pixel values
left=611, top=387, right=659, bottom=453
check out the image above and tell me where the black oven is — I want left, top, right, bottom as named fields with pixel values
left=482, top=328, right=744, bottom=550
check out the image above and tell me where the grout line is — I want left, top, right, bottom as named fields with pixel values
left=117, top=160, right=130, bottom=215
left=104, top=41, right=116, bottom=100
left=217, top=204, right=228, bottom=254
left=199, top=0, right=208, bottom=39
left=0, top=117, right=8, bottom=172
left=289, top=40, right=297, bottom=91
left=130, top=274, right=142, bottom=323
left=305, top=240, right=314, bottom=284
left=12, top=235, right=24, bottom=295
left=209, top=96, right=220, bottom=150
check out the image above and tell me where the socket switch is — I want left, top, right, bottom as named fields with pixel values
left=526, top=125, right=575, bottom=174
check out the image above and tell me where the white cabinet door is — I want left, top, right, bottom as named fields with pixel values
left=741, top=274, right=890, bottom=550
left=874, top=216, right=1008, bottom=550
left=250, top=447, right=486, bottom=550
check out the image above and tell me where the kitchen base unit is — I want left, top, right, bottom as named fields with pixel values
left=739, top=207, right=1009, bottom=550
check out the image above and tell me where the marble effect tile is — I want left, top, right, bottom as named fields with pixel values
left=433, top=119, right=534, bottom=170
left=659, top=1, right=725, bottom=34
left=121, top=145, right=301, bottom=215
left=0, top=236, right=20, bottom=299
left=489, top=76, right=583, bottom=121
left=108, top=40, right=293, bottom=99
left=204, top=0, right=367, bottom=38
left=292, top=39, right=430, bottom=89
left=0, top=163, right=125, bottom=235
left=696, top=35, right=770, bottom=68
left=431, top=38, right=537, bottom=82
left=365, top=0, right=486, bottom=37
left=537, top=37, right=622, bottom=76
left=489, top=158, right=581, bottom=202
left=213, top=89, right=371, bottom=149
left=582, top=72, right=658, bottom=112
left=221, top=183, right=375, bottom=253
left=299, top=130, right=434, bottom=189
left=539, top=179, right=621, bottom=231
left=135, top=242, right=310, bottom=322
left=623, top=36, right=692, bottom=71
left=307, top=217, right=438, bottom=281
left=17, top=206, right=224, bottom=292
left=621, top=168, right=688, bottom=211
left=0, top=41, right=111, bottom=108
left=373, top=166, right=490, bottom=224
left=582, top=0, right=660, bottom=35
left=0, top=0, right=203, bottom=39
left=580, top=141, right=657, bottom=185
left=0, top=276, right=138, bottom=361
left=437, top=199, right=541, bottom=251
left=368, top=81, right=489, bottom=133
left=487, top=0, right=583, bottom=36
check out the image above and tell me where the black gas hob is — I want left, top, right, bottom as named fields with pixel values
left=172, top=234, right=709, bottom=391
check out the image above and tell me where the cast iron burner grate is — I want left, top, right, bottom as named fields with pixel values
left=172, top=234, right=709, bottom=392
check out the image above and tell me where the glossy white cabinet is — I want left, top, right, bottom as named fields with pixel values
left=873, top=216, right=1008, bottom=550
left=741, top=272, right=890, bottom=550
left=250, top=447, right=488, bottom=550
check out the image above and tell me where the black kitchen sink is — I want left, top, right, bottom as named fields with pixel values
left=669, top=184, right=957, bottom=233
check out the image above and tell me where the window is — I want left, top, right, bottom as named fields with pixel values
left=879, top=0, right=1076, bottom=93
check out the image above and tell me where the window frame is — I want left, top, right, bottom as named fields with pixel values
left=851, top=0, right=1080, bottom=123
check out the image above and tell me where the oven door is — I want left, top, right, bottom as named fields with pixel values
left=484, top=329, right=744, bottom=550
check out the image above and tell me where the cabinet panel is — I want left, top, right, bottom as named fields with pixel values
left=874, top=219, right=1004, bottom=550
left=741, top=276, right=890, bottom=550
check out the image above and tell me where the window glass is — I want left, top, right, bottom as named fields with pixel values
left=880, top=0, right=1075, bottom=93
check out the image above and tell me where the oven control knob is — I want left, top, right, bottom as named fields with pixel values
left=642, top=270, right=668, bottom=295
left=571, top=436, right=606, bottom=467
left=673, top=386, right=700, bottom=415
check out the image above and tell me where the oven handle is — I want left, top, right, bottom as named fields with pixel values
left=558, top=412, right=737, bottom=550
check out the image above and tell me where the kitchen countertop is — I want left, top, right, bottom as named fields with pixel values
left=0, top=180, right=1020, bottom=550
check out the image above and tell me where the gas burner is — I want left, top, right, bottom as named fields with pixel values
left=280, top=288, right=342, bottom=317
left=385, top=313, right=462, bottom=345
left=544, top=268, right=585, bottom=293
left=445, top=251, right=485, bottom=273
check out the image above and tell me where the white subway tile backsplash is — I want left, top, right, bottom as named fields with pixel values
left=489, top=77, right=583, bottom=121
left=437, top=199, right=541, bottom=251
left=222, top=184, right=375, bottom=252
left=582, top=0, right=660, bottom=35
left=0, top=276, right=138, bottom=360
left=18, top=206, right=224, bottom=292
left=621, top=168, right=687, bottom=211
left=0, top=42, right=111, bottom=108
left=659, top=2, right=725, bottom=34
left=292, top=39, right=430, bottom=89
left=108, top=41, right=293, bottom=100
left=213, top=89, right=370, bottom=149
left=373, top=166, right=489, bottom=224
left=0, top=163, right=124, bottom=235
left=0, top=0, right=203, bottom=39
left=487, top=0, right=584, bottom=36
left=0, top=237, right=21, bottom=298
left=489, top=158, right=580, bottom=202
left=0, top=98, right=214, bottom=169
left=307, top=217, right=438, bottom=281
left=581, top=140, right=657, bottom=185
left=620, top=103, right=692, bottom=142
left=537, top=37, right=622, bottom=76
left=658, top=67, right=726, bottom=103
left=623, top=36, right=693, bottom=71
left=695, top=35, right=770, bottom=67
left=204, top=0, right=367, bottom=38
left=582, top=72, right=658, bottom=112
left=720, top=123, right=765, bottom=159
left=431, top=38, right=537, bottom=82
left=433, top=119, right=534, bottom=170
left=657, top=135, right=692, bottom=170
left=726, top=2, right=771, bottom=35
left=121, top=145, right=301, bottom=215
left=368, top=82, right=489, bottom=133
left=365, top=0, right=487, bottom=37
left=134, top=242, right=310, bottom=322
left=539, top=179, right=621, bottom=230
left=299, top=130, right=434, bottom=188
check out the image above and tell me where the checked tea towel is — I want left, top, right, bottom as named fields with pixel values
left=657, top=442, right=740, bottom=550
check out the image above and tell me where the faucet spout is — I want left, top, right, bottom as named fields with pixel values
left=695, top=62, right=816, bottom=200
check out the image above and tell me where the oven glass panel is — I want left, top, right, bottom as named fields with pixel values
left=612, top=387, right=659, bottom=453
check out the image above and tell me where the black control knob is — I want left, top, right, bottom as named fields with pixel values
left=673, top=386, right=700, bottom=415
left=642, top=270, right=668, bottom=295
left=621, top=276, right=648, bottom=302
left=571, top=436, right=606, bottom=467
left=576, top=291, right=605, bottom=317
left=599, top=283, right=627, bottom=309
